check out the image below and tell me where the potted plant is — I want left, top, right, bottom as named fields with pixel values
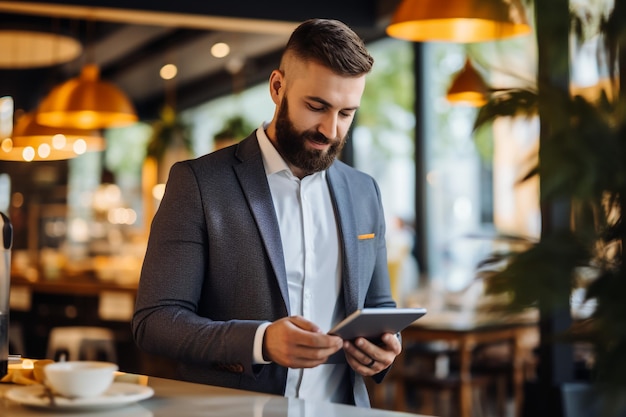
left=474, top=0, right=626, bottom=416
left=146, top=105, right=193, bottom=184
left=212, top=115, right=255, bottom=150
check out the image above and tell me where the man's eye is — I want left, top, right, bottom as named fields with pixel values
left=307, top=104, right=324, bottom=112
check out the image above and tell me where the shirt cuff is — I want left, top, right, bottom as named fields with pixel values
left=253, top=322, right=272, bottom=365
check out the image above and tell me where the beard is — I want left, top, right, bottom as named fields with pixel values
left=274, top=97, right=346, bottom=175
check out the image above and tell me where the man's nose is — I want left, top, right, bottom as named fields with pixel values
left=318, top=113, right=339, bottom=140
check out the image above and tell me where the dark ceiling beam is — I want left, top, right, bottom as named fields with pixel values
left=135, top=48, right=284, bottom=120
left=100, top=28, right=209, bottom=80
left=15, top=0, right=384, bottom=28
left=0, top=1, right=396, bottom=119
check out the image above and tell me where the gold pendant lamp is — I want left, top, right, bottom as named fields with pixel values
left=36, top=63, right=137, bottom=130
left=0, top=112, right=104, bottom=162
left=446, top=57, right=489, bottom=106
left=386, top=0, right=532, bottom=43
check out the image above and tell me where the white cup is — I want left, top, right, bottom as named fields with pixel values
left=44, top=361, right=118, bottom=398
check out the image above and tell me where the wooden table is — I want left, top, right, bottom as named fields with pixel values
left=392, top=310, right=538, bottom=417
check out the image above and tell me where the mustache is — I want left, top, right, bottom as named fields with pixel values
left=303, top=131, right=332, bottom=145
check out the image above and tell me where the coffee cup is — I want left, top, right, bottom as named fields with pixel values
left=43, top=361, right=118, bottom=398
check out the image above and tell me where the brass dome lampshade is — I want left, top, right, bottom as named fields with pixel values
left=0, top=112, right=104, bottom=162
left=386, top=0, right=532, bottom=43
left=36, top=64, right=138, bottom=130
left=446, top=57, right=489, bottom=106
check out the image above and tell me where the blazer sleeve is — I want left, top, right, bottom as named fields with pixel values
left=131, top=161, right=261, bottom=376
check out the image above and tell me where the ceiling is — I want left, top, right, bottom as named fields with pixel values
left=0, top=1, right=398, bottom=121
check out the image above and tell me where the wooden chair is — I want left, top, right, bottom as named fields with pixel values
left=369, top=342, right=511, bottom=417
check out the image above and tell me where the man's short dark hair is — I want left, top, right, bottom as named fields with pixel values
left=282, top=18, right=374, bottom=76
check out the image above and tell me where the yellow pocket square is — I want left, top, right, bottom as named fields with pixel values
left=358, top=233, right=375, bottom=240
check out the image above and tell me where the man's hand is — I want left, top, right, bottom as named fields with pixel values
left=263, top=316, right=343, bottom=368
left=342, top=332, right=402, bottom=376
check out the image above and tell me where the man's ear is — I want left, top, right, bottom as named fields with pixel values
left=272, top=79, right=281, bottom=95
left=269, top=70, right=284, bottom=103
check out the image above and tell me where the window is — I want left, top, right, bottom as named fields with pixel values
left=353, top=38, right=418, bottom=302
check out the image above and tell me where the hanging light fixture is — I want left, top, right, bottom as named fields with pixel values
left=0, top=29, right=82, bottom=69
left=36, top=64, right=137, bottom=130
left=0, top=112, right=104, bottom=162
left=446, top=57, right=489, bottom=106
left=386, top=0, right=532, bottom=43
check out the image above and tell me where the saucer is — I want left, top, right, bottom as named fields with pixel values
left=5, top=382, right=154, bottom=411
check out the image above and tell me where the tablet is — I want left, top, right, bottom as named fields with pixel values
left=328, top=307, right=427, bottom=342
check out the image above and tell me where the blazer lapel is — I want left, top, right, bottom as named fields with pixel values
left=233, top=135, right=291, bottom=314
left=327, top=164, right=360, bottom=314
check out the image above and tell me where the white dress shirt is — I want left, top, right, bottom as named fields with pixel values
left=254, top=126, right=349, bottom=403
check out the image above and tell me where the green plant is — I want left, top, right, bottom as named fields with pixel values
left=476, top=2, right=626, bottom=415
left=146, top=105, right=192, bottom=161
left=474, top=0, right=626, bottom=409
left=213, top=115, right=255, bottom=142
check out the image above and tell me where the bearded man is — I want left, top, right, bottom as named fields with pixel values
left=132, top=18, right=400, bottom=407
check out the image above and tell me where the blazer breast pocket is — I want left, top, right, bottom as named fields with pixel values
left=357, top=233, right=377, bottom=268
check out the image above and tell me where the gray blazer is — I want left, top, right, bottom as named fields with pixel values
left=132, top=132, right=395, bottom=407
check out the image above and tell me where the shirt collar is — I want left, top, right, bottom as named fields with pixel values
left=256, top=124, right=290, bottom=177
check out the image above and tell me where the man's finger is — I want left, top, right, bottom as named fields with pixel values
left=287, top=315, right=321, bottom=332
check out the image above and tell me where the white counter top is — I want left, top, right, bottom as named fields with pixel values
left=1, top=374, right=434, bottom=417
